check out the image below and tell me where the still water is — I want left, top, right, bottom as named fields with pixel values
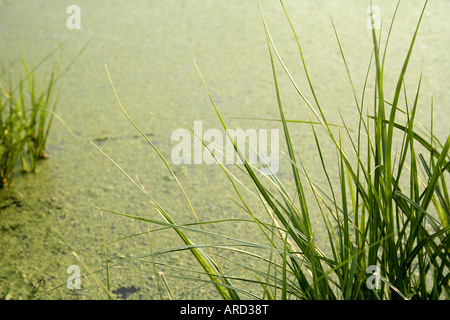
left=0, top=0, right=448, bottom=299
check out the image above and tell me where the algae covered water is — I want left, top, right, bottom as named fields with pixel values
left=0, top=0, right=449, bottom=299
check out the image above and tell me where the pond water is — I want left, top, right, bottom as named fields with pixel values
left=0, top=0, right=449, bottom=299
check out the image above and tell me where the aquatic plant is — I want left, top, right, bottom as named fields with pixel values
left=99, top=0, right=449, bottom=300
left=0, top=80, right=28, bottom=188
left=0, top=55, right=58, bottom=187
left=0, top=41, right=89, bottom=188
left=20, top=55, right=59, bottom=172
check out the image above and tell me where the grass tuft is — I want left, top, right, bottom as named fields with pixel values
left=97, top=0, right=448, bottom=300
left=0, top=41, right=89, bottom=188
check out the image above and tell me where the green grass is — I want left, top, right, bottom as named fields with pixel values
left=0, top=81, right=27, bottom=188
left=0, top=41, right=89, bottom=188
left=0, top=54, right=58, bottom=186
left=96, top=0, right=449, bottom=300
left=19, top=55, right=59, bottom=173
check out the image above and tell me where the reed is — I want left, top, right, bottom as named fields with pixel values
left=0, top=40, right=89, bottom=187
left=0, top=80, right=28, bottom=188
left=98, top=0, right=449, bottom=300
left=0, top=56, right=58, bottom=186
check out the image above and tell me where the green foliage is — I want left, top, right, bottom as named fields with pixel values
left=98, top=0, right=448, bottom=300
left=0, top=55, right=58, bottom=187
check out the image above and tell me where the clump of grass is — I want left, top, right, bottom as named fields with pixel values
left=0, top=56, right=58, bottom=187
left=19, top=55, right=59, bottom=172
left=98, top=0, right=448, bottom=300
left=0, top=40, right=90, bottom=189
left=0, top=39, right=90, bottom=188
left=0, top=83, right=28, bottom=188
